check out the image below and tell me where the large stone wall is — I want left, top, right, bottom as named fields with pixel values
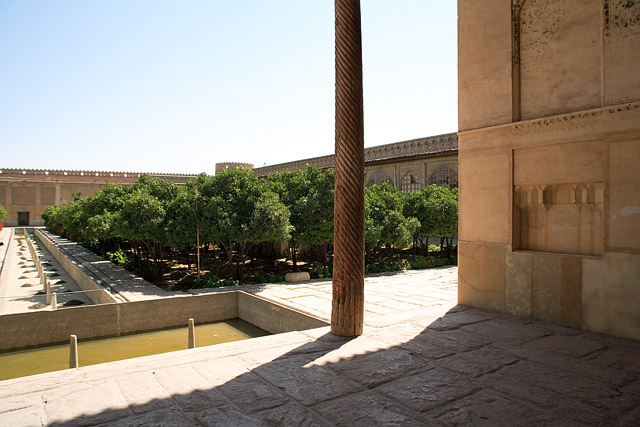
left=458, top=0, right=640, bottom=339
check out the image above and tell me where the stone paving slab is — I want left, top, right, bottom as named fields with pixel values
left=0, top=267, right=639, bottom=425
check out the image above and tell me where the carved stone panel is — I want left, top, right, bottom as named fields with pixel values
left=514, top=183, right=603, bottom=255
left=604, top=0, right=640, bottom=104
left=518, top=0, right=602, bottom=119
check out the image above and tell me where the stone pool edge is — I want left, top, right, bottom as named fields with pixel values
left=0, top=291, right=329, bottom=352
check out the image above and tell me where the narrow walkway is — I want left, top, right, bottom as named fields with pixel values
left=0, top=230, right=91, bottom=315
left=1, top=267, right=639, bottom=426
left=37, top=230, right=177, bottom=302
left=0, top=227, right=14, bottom=314
left=0, top=227, right=12, bottom=273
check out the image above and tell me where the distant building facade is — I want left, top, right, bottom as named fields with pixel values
left=2, top=134, right=457, bottom=226
left=0, top=169, right=198, bottom=226
left=253, top=132, right=458, bottom=192
left=215, top=162, right=254, bottom=176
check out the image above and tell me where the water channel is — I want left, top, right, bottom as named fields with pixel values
left=0, top=319, right=268, bottom=381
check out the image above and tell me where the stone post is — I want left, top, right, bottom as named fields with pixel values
left=331, top=0, right=365, bottom=337
left=51, top=292, right=57, bottom=311
left=27, top=238, right=34, bottom=259
left=39, top=265, right=45, bottom=287
left=188, top=318, right=196, bottom=349
left=45, top=277, right=51, bottom=304
left=69, top=335, right=78, bottom=368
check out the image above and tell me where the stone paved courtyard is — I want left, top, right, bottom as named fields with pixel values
left=1, top=267, right=639, bottom=426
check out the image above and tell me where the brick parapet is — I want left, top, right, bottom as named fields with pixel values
left=0, top=168, right=198, bottom=184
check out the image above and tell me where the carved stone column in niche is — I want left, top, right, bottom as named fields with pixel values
left=514, top=183, right=603, bottom=256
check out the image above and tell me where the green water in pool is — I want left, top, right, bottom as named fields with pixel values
left=0, top=319, right=268, bottom=381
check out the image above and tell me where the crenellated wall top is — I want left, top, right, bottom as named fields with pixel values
left=0, top=168, right=199, bottom=178
left=0, top=168, right=200, bottom=185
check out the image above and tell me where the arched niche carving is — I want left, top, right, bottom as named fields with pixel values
left=514, top=182, right=603, bottom=256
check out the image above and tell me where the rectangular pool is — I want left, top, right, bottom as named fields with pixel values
left=0, top=319, right=268, bottom=381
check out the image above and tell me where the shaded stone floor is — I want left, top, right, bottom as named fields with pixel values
left=1, top=267, right=639, bottom=426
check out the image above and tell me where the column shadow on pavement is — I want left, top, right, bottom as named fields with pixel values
left=45, top=304, right=640, bottom=426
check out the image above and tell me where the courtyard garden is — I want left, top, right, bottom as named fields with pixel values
left=40, top=166, right=457, bottom=291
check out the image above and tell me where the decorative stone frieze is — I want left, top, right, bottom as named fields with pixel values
left=514, top=183, right=604, bottom=256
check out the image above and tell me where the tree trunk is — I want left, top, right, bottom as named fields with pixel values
left=222, top=240, right=236, bottom=280
left=144, top=242, right=152, bottom=270
left=322, top=242, right=328, bottom=265
left=290, top=242, right=298, bottom=270
left=152, top=242, right=164, bottom=283
left=309, top=242, right=316, bottom=263
left=132, top=243, right=140, bottom=268
left=237, top=241, right=251, bottom=283
left=268, top=243, right=277, bottom=264
left=446, top=236, right=454, bottom=258
left=141, top=240, right=154, bottom=277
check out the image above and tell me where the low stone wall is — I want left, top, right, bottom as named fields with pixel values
left=33, top=229, right=117, bottom=305
left=0, top=292, right=238, bottom=351
left=117, top=293, right=238, bottom=335
left=1, top=303, right=121, bottom=351
left=238, top=292, right=328, bottom=334
left=0, top=291, right=329, bottom=352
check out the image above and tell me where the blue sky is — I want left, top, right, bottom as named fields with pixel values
left=0, top=1, right=457, bottom=175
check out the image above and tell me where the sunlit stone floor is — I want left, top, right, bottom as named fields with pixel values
left=1, top=267, right=639, bottom=426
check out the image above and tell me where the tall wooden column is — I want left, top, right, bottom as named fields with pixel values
left=332, top=0, right=365, bottom=337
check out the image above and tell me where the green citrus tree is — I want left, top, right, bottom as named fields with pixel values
left=268, top=165, right=334, bottom=268
left=208, top=168, right=291, bottom=282
left=404, top=185, right=458, bottom=255
left=365, top=182, right=419, bottom=256
left=113, top=175, right=178, bottom=282
left=0, top=204, right=8, bottom=222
